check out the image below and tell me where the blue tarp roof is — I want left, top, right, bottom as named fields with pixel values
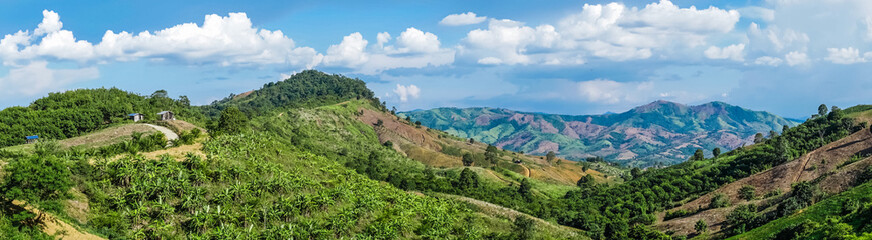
left=128, top=113, right=141, bottom=116
left=25, top=135, right=39, bottom=140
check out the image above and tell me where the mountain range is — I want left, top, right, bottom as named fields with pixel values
left=402, top=100, right=800, bottom=167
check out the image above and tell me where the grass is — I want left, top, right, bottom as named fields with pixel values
left=1, top=124, right=160, bottom=154
left=729, top=182, right=872, bottom=239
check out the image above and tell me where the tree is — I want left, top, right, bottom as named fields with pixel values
left=577, top=174, right=596, bottom=188
left=783, top=125, right=790, bottom=133
left=415, top=121, right=422, bottom=128
left=151, top=89, right=169, bottom=99
left=518, top=178, right=533, bottom=197
left=458, top=168, right=479, bottom=191
left=739, top=185, right=756, bottom=201
left=692, top=149, right=705, bottom=161
left=769, top=130, right=778, bottom=138
left=216, top=106, right=248, bottom=135
left=469, top=138, right=475, bottom=144
left=1, top=154, right=72, bottom=203
left=546, top=151, right=556, bottom=162
left=462, top=153, right=474, bottom=166
left=712, top=148, right=722, bottom=158
left=695, top=219, right=708, bottom=234
left=754, top=132, right=765, bottom=143
left=631, top=167, right=643, bottom=179
left=819, top=104, right=828, bottom=117
left=727, top=204, right=758, bottom=234
left=514, top=216, right=535, bottom=240
left=710, top=193, right=730, bottom=209
left=178, top=95, right=191, bottom=107
left=485, top=145, right=499, bottom=164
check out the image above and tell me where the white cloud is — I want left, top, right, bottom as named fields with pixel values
left=747, top=23, right=809, bottom=54
left=704, top=44, right=745, bottom=61
left=34, top=10, right=62, bottom=36
left=754, top=56, right=783, bottom=66
left=325, top=30, right=455, bottom=74
left=0, top=61, right=99, bottom=95
left=323, top=32, right=369, bottom=67
left=376, top=32, right=391, bottom=49
left=396, top=27, right=440, bottom=53
left=464, top=19, right=561, bottom=65
left=785, top=51, right=809, bottom=66
left=461, top=0, right=740, bottom=65
left=1, top=11, right=323, bottom=68
left=440, top=12, right=487, bottom=26
left=824, top=47, right=866, bottom=64
left=576, top=79, right=654, bottom=104
left=393, top=84, right=421, bottom=102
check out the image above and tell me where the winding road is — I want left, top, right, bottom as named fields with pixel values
left=143, top=123, right=179, bottom=141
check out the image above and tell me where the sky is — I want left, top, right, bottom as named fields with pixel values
left=1, top=0, right=871, bottom=118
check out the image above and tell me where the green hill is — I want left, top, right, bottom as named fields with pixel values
left=401, top=101, right=800, bottom=167
left=3, top=70, right=869, bottom=240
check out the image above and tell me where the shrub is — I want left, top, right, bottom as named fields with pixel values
left=710, top=193, right=730, bottom=209
left=739, top=185, right=756, bottom=201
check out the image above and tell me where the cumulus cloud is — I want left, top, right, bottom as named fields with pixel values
left=824, top=47, right=867, bottom=64
left=325, top=29, right=454, bottom=74
left=393, top=84, right=421, bottom=102
left=461, top=0, right=740, bottom=65
left=754, top=56, right=783, bottom=66
left=440, top=12, right=487, bottom=26
left=704, top=44, right=745, bottom=61
left=1, top=11, right=323, bottom=68
left=396, top=27, right=441, bottom=53
left=785, top=51, right=809, bottom=66
left=323, top=32, right=369, bottom=67
left=576, top=79, right=654, bottom=104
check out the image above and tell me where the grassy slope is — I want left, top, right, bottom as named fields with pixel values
left=254, top=100, right=585, bottom=237
left=729, top=182, right=872, bottom=240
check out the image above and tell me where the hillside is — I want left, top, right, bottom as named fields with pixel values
left=4, top=70, right=870, bottom=240
left=0, top=71, right=585, bottom=239
left=402, top=101, right=799, bottom=167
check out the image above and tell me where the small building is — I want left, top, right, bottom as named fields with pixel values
left=128, top=113, right=143, bottom=122
left=25, top=135, right=39, bottom=144
left=156, top=111, right=175, bottom=121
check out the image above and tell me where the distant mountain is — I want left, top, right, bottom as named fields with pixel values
left=401, top=100, right=801, bottom=167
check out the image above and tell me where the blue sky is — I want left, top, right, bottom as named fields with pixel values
left=0, top=0, right=870, bottom=118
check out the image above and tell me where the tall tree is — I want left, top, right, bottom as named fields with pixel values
left=819, top=104, right=828, bottom=117
left=754, top=133, right=765, bottom=143
left=462, top=153, right=474, bottom=166
left=577, top=174, right=596, bottom=188
left=458, top=168, right=479, bottom=191
left=216, top=106, right=248, bottom=135
left=485, top=145, right=499, bottom=164
left=546, top=151, right=556, bottom=162
left=693, top=149, right=705, bottom=161
left=712, top=147, right=722, bottom=158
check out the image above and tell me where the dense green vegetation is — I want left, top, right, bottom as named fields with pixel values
left=0, top=88, right=200, bottom=147
left=2, top=70, right=868, bottom=240
left=731, top=181, right=872, bottom=239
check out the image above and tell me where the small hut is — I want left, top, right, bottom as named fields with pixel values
left=128, top=113, right=143, bottom=122
left=157, top=111, right=175, bottom=121
left=25, top=135, right=39, bottom=144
